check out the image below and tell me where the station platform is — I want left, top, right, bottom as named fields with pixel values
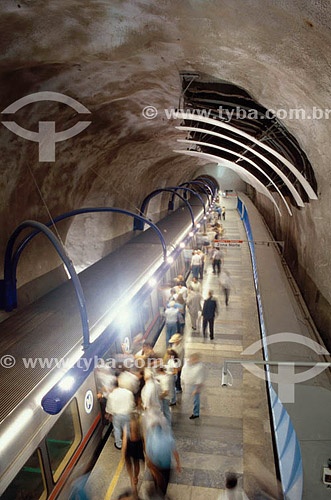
left=86, top=198, right=279, bottom=500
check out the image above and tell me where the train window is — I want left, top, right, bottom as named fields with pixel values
left=46, top=398, right=82, bottom=482
left=2, top=449, right=47, bottom=500
left=141, top=296, right=153, bottom=331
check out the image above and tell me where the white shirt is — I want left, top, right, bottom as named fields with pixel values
left=118, top=371, right=140, bottom=394
left=106, top=387, right=135, bottom=415
left=141, top=379, right=161, bottom=410
left=191, top=254, right=201, bottom=266
left=156, top=372, right=173, bottom=400
left=165, top=307, right=178, bottom=324
left=181, top=361, right=206, bottom=386
left=190, top=280, right=202, bottom=293
left=175, top=285, right=187, bottom=300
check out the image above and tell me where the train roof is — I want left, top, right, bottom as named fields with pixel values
left=0, top=201, right=204, bottom=424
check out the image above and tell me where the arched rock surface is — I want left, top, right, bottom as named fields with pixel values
left=0, top=0, right=330, bottom=341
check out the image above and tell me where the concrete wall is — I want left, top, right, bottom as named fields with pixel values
left=0, top=0, right=330, bottom=313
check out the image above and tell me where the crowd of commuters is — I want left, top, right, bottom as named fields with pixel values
left=72, top=201, right=281, bottom=500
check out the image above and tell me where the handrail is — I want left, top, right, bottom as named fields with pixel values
left=166, top=186, right=207, bottom=212
left=175, top=181, right=212, bottom=203
left=3, top=221, right=90, bottom=350
left=3, top=208, right=167, bottom=313
left=133, top=187, right=196, bottom=231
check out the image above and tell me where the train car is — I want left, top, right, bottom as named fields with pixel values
left=0, top=197, right=210, bottom=499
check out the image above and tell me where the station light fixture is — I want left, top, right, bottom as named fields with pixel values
left=149, top=278, right=157, bottom=287
left=189, top=231, right=194, bottom=237
left=167, top=256, right=174, bottom=264
left=197, top=223, right=201, bottom=228
left=180, top=242, right=185, bottom=248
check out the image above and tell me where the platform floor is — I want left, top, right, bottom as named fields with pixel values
left=86, top=198, right=279, bottom=500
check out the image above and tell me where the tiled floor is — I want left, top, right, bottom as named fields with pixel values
left=87, top=199, right=278, bottom=500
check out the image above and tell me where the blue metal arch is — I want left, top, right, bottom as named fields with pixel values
left=195, top=176, right=217, bottom=195
left=134, top=188, right=196, bottom=231
left=4, top=208, right=167, bottom=314
left=166, top=185, right=207, bottom=212
left=176, top=180, right=213, bottom=203
left=2, top=220, right=90, bottom=350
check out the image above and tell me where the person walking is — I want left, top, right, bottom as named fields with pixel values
left=186, top=290, right=203, bottom=331
left=169, top=333, right=184, bottom=394
left=155, top=366, right=172, bottom=426
left=164, top=301, right=179, bottom=345
left=220, top=270, right=233, bottom=306
left=164, top=348, right=179, bottom=406
left=106, top=379, right=135, bottom=450
left=191, top=250, right=201, bottom=280
left=202, top=290, right=219, bottom=340
left=141, top=368, right=161, bottom=411
left=122, top=414, right=145, bottom=497
left=189, top=276, right=201, bottom=293
left=181, top=353, right=206, bottom=420
left=217, top=472, right=249, bottom=499
left=197, top=250, right=205, bottom=280
left=212, top=247, right=224, bottom=276
left=222, top=206, right=226, bottom=220
left=144, top=421, right=182, bottom=496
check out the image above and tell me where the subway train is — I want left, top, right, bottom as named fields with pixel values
left=0, top=198, right=210, bottom=499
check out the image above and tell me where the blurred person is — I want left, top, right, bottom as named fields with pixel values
left=122, top=414, right=145, bottom=498
left=118, top=370, right=140, bottom=395
left=201, top=231, right=211, bottom=249
left=155, top=365, right=172, bottom=425
left=116, top=490, right=137, bottom=500
left=202, top=290, right=219, bottom=340
left=220, top=269, right=233, bottom=306
left=68, top=474, right=91, bottom=500
left=174, top=294, right=185, bottom=334
left=212, top=247, right=224, bottom=276
left=141, top=368, right=161, bottom=411
left=135, top=342, right=154, bottom=360
left=187, top=290, right=203, bottom=331
left=217, top=472, right=249, bottom=500
left=197, top=250, right=205, bottom=279
left=174, top=283, right=187, bottom=301
left=169, top=333, right=184, bottom=393
left=94, top=365, right=117, bottom=425
left=164, top=301, right=179, bottom=345
left=181, top=353, right=206, bottom=420
left=144, top=421, right=182, bottom=496
left=164, top=348, right=179, bottom=406
left=222, top=206, right=226, bottom=220
left=189, top=276, right=201, bottom=293
left=174, top=274, right=185, bottom=286
left=191, top=250, right=201, bottom=280
left=106, top=377, right=135, bottom=450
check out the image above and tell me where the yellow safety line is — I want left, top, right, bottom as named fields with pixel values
left=104, top=456, right=125, bottom=500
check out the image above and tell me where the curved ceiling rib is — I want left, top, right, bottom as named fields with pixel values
left=177, top=138, right=292, bottom=216
left=173, top=149, right=282, bottom=216
left=174, top=113, right=317, bottom=200
left=176, top=125, right=304, bottom=208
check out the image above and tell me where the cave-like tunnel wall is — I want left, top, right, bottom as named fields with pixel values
left=0, top=0, right=330, bottom=341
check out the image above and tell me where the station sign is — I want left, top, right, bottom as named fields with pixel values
left=215, top=239, right=243, bottom=248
